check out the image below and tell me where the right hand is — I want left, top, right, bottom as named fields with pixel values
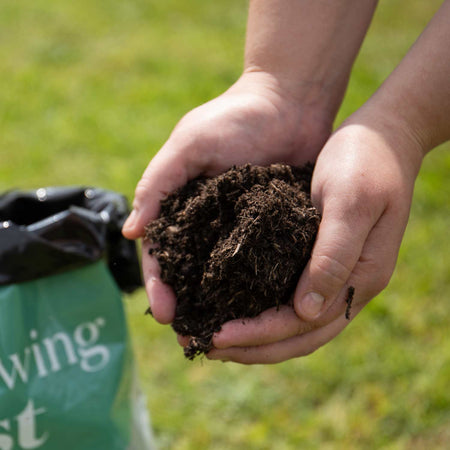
left=122, top=71, right=334, bottom=324
left=206, top=115, right=424, bottom=363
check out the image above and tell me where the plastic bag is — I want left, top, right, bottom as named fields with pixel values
left=0, top=187, right=154, bottom=450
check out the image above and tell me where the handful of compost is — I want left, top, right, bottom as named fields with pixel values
left=145, top=163, right=320, bottom=359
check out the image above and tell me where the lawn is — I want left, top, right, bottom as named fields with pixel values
left=1, top=0, right=449, bottom=448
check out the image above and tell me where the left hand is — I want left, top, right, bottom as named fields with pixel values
left=205, top=115, right=425, bottom=364
left=122, top=72, right=333, bottom=324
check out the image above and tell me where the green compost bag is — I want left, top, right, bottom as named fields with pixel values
left=0, top=187, right=154, bottom=450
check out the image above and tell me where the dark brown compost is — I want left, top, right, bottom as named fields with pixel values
left=145, top=163, right=321, bottom=359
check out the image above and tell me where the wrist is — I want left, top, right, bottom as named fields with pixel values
left=354, top=1, right=450, bottom=155
left=231, top=70, right=335, bottom=132
left=241, top=66, right=339, bottom=119
left=244, top=0, right=378, bottom=123
left=227, top=71, right=335, bottom=161
left=365, top=83, right=449, bottom=156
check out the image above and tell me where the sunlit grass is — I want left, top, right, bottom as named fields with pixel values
left=1, top=0, right=449, bottom=448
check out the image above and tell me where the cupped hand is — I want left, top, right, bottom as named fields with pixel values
left=122, top=72, right=333, bottom=324
left=207, top=115, right=425, bottom=364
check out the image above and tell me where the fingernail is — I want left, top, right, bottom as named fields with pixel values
left=300, top=292, right=325, bottom=319
left=123, top=209, right=137, bottom=231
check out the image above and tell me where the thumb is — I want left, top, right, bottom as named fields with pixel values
left=294, top=202, right=375, bottom=321
left=122, top=150, right=189, bottom=240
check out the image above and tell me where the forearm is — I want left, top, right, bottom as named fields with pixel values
left=243, top=0, right=379, bottom=117
left=357, top=0, right=450, bottom=154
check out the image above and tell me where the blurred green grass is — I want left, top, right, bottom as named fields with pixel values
left=1, top=1, right=449, bottom=448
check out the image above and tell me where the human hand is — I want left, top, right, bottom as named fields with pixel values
left=204, top=0, right=450, bottom=364
left=206, top=114, right=425, bottom=364
left=122, top=72, right=333, bottom=324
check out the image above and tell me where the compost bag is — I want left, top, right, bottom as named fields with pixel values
left=0, top=187, right=153, bottom=450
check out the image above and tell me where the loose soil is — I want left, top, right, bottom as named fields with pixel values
left=145, top=163, right=321, bottom=359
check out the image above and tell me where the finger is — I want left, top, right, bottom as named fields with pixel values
left=142, top=240, right=177, bottom=324
left=122, top=152, right=188, bottom=239
left=177, top=334, right=190, bottom=347
left=122, top=137, right=206, bottom=239
left=341, top=205, right=407, bottom=301
left=207, top=303, right=364, bottom=364
left=212, top=305, right=315, bottom=349
left=294, top=199, right=380, bottom=321
left=314, top=202, right=408, bottom=327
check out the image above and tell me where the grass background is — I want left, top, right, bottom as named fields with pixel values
left=1, top=0, right=449, bottom=448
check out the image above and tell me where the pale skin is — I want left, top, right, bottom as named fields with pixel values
left=123, top=0, right=450, bottom=364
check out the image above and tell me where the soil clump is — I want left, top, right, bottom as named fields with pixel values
left=145, top=163, right=321, bottom=359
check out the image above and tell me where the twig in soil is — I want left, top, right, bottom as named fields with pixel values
left=345, top=286, right=355, bottom=320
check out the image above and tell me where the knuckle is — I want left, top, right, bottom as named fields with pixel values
left=371, top=269, right=392, bottom=296
left=295, top=321, right=315, bottom=336
left=353, top=259, right=394, bottom=299
left=311, top=254, right=353, bottom=288
left=347, top=196, right=382, bottom=224
left=325, top=183, right=386, bottom=225
left=133, top=180, right=151, bottom=207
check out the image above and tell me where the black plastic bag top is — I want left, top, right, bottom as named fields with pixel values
left=0, top=187, right=142, bottom=292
